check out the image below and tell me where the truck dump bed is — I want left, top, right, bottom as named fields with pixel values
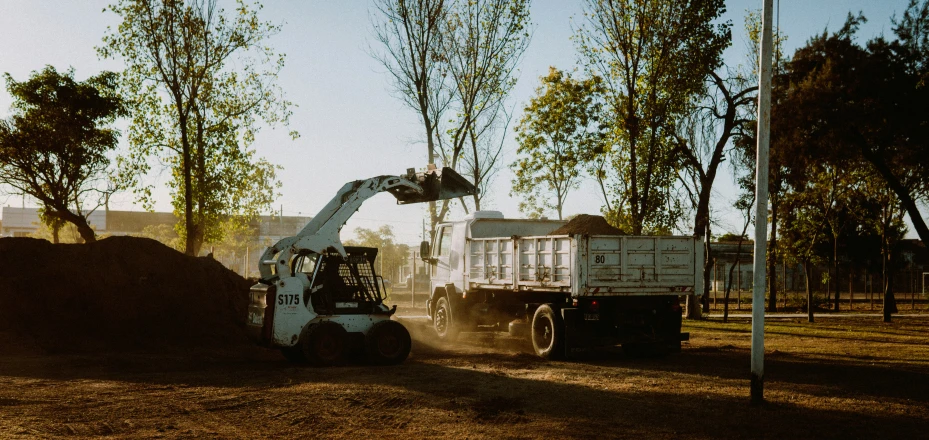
left=466, top=234, right=703, bottom=297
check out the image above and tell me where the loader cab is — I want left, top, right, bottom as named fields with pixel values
left=293, top=252, right=319, bottom=276
left=304, top=247, right=390, bottom=316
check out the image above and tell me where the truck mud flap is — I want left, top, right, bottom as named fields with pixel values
left=561, top=308, right=586, bottom=359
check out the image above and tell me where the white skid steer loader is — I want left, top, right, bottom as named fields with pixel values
left=246, top=165, right=475, bottom=366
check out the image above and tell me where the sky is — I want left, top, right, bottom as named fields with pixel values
left=0, top=0, right=920, bottom=245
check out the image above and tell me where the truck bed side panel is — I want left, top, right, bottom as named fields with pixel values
left=468, top=236, right=572, bottom=290
left=465, top=234, right=701, bottom=296
left=584, top=236, right=697, bottom=295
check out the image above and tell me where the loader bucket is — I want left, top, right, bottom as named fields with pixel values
left=390, top=166, right=477, bottom=204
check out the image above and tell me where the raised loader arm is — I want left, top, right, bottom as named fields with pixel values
left=258, top=166, right=474, bottom=283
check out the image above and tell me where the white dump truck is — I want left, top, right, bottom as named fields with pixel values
left=420, top=211, right=704, bottom=358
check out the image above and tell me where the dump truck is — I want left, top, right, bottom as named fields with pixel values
left=421, top=211, right=704, bottom=358
left=247, top=165, right=476, bottom=365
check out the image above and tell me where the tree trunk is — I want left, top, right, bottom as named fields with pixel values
left=804, top=259, right=814, bottom=323
left=53, top=208, right=96, bottom=244
left=767, top=198, right=778, bottom=311
left=701, top=226, right=712, bottom=313
left=882, top=251, right=898, bottom=322
left=723, top=237, right=747, bottom=323
left=849, top=269, right=854, bottom=310
left=833, top=238, right=840, bottom=312
left=737, top=260, right=742, bottom=310
left=686, top=234, right=710, bottom=320
left=180, top=114, right=196, bottom=256
left=883, top=272, right=898, bottom=322
left=423, top=108, right=438, bottom=235
left=783, top=260, right=788, bottom=309
left=863, top=147, right=929, bottom=249
left=192, top=117, right=208, bottom=257
left=52, top=225, right=60, bottom=244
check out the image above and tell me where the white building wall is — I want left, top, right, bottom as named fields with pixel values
left=1, top=207, right=106, bottom=236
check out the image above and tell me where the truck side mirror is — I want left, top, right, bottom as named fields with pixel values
left=419, top=240, right=432, bottom=261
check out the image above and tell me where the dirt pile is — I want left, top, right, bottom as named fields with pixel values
left=0, top=236, right=251, bottom=353
left=549, top=214, right=627, bottom=236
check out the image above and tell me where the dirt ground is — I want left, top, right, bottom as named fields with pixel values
left=1, top=313, right=928, bottom=439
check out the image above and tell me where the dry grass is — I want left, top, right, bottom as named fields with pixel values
left=1, top=315, right=927, bottom=439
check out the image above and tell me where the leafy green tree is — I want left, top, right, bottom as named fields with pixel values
left=344, top=225, right=411, bottom=284
left=575, top=0, right=730, bottom=234
left=781, top=12, right=929, bottom=249
left=99, top=0, right=295, bottom=256
left=511, top=68, right=603, bottom=220
left=138, top=223, right=182, bottom=250
left=779, top=188, right=830, bottom=322
left=0, top=66, right=126, bottom=243
left=857, top=173, right=907, bottom=322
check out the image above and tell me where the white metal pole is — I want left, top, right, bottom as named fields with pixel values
left=752, top=0, right=775, bottom=405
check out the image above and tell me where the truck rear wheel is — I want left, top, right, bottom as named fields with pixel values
left=365, top=320, right=412, bottom=365
left=531, top=304, right=564, bottom=359
left=302, top=321, right=347, bottom=366
left=433, top=296, right=459, bottom=342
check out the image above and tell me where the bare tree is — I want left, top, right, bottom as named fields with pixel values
left=675, top=71, right=756, bottom=317
left=371, top=0, right=451, bottom=231
left=442, top=0, right=531, bottom=212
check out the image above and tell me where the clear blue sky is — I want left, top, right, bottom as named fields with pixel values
left=0, top=0, right=918, bottom=243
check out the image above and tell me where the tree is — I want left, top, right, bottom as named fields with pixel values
left=371, top=0, right=530, bottom=222
left=782, top=11, right=929, bottom=250
left=723, top=192, right=754, bottom=323
left=725, top=9, right=789, bottom=312
left=442, top=0, right=531, bottom=211
left=511, top=68, right=604, bottom=220
left=576, top=0, right=730, bottom=235
left=858, top=174, right=907, bottom=322
left=675, top=70, right=756, bottom=316
left=100, top=0, right=295, bottom=256
left=0, top=66, right=126, bottom=243
left=371, top=0, right=451, bottom=233
left=779, top=189, right=830, bottom=322
left=344, top=225, right=411, bottom=284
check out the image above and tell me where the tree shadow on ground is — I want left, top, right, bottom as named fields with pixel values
left=2, top=344, right=927, bottom=439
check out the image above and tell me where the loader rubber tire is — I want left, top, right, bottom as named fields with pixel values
left=433, top=296, right=459, bottom=342
left=365, top=320, right=412, bottom=365
left=531, top=304, right=564, bottom=360
left=301, top=321, right=348, bottom=367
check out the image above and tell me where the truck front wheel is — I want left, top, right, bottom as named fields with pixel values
left=531, top=304, right=564, bottom=360
left=433, top=296, right=459, bottom=342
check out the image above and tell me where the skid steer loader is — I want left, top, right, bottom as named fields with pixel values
left=246, top=165, right=475, bottom=365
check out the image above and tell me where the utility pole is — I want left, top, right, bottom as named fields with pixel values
left=751, top=0, right=775, bottom=405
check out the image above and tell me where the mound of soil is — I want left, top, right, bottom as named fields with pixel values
left=549, top=214, right=627, bottom=236
left=0, top=236, right=251, bottom=353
